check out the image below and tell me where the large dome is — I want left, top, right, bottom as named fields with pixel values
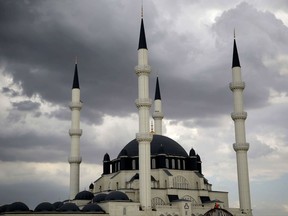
left=118, top=135, right=188, bottom=158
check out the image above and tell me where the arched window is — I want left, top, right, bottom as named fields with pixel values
left=172, top=159, right=175, bottom=169
left=178, top=159, right=181, bottom=169
left=165, top=158, right=169, bottom=168
left=152, top=158, right=156, bottom=169
left=132, top=160, right=136, bottom=170
left=172, top=175, right=190, bottom=189
left=151, top=197, right=165, bottom=208
left=183, top=160, right=186, bottom=170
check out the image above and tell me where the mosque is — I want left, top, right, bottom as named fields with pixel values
left=0, top=15, right=253, bottom=216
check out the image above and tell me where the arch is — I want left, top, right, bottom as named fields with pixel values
left=151, top=197, right=165, bottom=208
left=172, top=175, right=190, bottom=189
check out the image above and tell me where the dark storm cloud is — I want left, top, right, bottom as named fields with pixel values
left=12, top=100, right=40, bottom=111
left=2, top=87, right=19, bottom=97
left=0, top=133, right=68, bottom=162
left=0, top=181, right=68, bottom=209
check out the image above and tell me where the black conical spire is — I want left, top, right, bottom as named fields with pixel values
left=232, top=39, right=241, bottom=68
left=154, top=77, right=161, bottom=100
left=72, top=61, right=80, bottom=89
left=138, top=19, right=147, bottom=50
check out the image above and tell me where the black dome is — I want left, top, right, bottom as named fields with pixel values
left=75, top=190, right=94, bottom=200
left=103, top=153, right=110, bottom=161
left=118, top=135, right=188, bottom=158
left=7, top=202, right=29, bottom=212
left=189, top=148, right=196, bottom=156
left=0, top=204, right=9, bottom=213
left=82, top=203, right=104, bottom=212
left=52, top=201, right=63, bottom=209
left=34, top=202, right=56, bottom=212
left=105, top=191, right=129, bottom=201
left=57, top=203, right=80, bottom=212
left=93, top=193, right=107, bottom=203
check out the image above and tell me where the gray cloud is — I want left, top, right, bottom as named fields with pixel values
left=12, top=100, right=40, bottom=111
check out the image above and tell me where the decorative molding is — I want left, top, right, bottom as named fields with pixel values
left=229, top=81, right=245, bottom=90
left=68, top=156, right=82, bottom=164
left=69, top=129, right=82, bottom=136
left=135, top=98, right=152, bottom=108
left=69, top=102, right=82, bottom=110
left=231, top=112, right=247, bottom=120
left=233, top=143, right=250, bottom=151
left=136, top=132, right=153, bottom=142
left=135, top=65, right=151, bottom=76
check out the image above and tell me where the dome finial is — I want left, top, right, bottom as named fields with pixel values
left=150, top=120, right=154, bottom=134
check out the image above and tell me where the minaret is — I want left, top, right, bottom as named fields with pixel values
left=229, top=36, right=252, bottom=215
left=135, top=17, right=153, bottom=210
left=68, top=60, right=82, bottom=200
left=153, top=77, right=164, bottom=135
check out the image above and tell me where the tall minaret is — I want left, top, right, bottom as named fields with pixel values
left=153, top=77, right=164, bottom=135
left=229, top=36, right=252, bottom=215
left=68, top=60, right=82, bottom=200
left=135, top=17, right=153, bottom=210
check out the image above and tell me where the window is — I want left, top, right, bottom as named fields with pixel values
left=152, top=158, right=156, bottom=169
left=172, top=175, right=190, bottom=189
left=165, top=158, right=169, bottom=168
left=132, top=160, right=136, bottom=170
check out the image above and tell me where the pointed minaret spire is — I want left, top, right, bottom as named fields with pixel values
left=69, top=60, right=82, bottom=200
left=138, top=19, right=147, bottom=50
left=153, top=77, right=164, bottom=135
left=72, top=57, right=80, bottom=89
left=230, top=35, right=252, bottom=215
left=154, top=77, right=161, bottom=100
left=232, top=31, right=241, bottom=68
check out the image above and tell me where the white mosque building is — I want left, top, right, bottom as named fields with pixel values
left=0, top=16, right=253, bottom=216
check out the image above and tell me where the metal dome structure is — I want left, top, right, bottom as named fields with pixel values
left=34, top=202, right=56, bottom=212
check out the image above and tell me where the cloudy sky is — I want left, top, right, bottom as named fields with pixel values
left=0, top=0, right=288, bottom=215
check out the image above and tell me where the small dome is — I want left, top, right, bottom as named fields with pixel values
left=103, top=153, right=110, bottom=161
left=105, top=191, right=129, bottom=201
left=93, top=193, right=107, bottom=203
left=189, top=148, right=196, bottom=156
left=204, top=208, right=233, bottom=216
left=57, top=203, right=80, bottom=212
left=89, top=183, right=94, bottom=190
left=0, top=204, right=9, bottom=213
left=75, top=190, right=94, bottom=200
left=52, top=201, right=63, bottom=209
left=6, top=202, right=29, bottom=212
left=82, top=203, right=105, bottom=212
left=34, top=202, right=56, bottom=212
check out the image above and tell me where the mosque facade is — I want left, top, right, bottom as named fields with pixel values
left=0, top=16, right=253, bottom=216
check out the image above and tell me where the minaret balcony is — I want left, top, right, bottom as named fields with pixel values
left=231, top=112, right=247, bottom=120
left=136, top=132, right=153, bottom=142
left=233, top=143, right=249, bottom=151
left=135, top=98, right=152, bottom=108
left=229, top=81, right=245, bottom=90
left=135, top=65, right=151, bottom=76
left=152, top=111, right=164, bottom=119
left=69, top=102, right=83, bottom=110
left=68, top=156, right=82, bottom=164
left=69, top=129, right=83, bottom=136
